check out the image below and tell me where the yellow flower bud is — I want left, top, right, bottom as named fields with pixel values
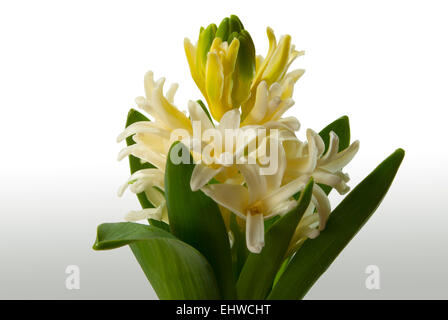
left=184, top=15, right=255, bottom=121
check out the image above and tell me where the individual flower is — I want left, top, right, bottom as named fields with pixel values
left=284, top=129, right=360, bottom=198
left=241, top=27, right=305, bottom=118
left=116, top=71, right=214, bottom=172
left=281, top=129, right=360, bottom=253
left=201, top=143, right=308, bottom=253
left=117, top=169, right=167, bottom=222
left=189, top=108, right=244, bottom=191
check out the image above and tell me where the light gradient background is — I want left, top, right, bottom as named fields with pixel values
left=1, top=0, right=447, bottom=299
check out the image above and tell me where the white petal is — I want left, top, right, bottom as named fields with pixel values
left=246, top=213, right=265, bottom=253
left=264, top=141, right=286, bottom=190
left=118, top=168, right=164, bottom=196
left=267, top=96, right=282, bottom=115
left=116, top=121, right=170, bottom=143
left=201, top=184, right=249, bottom=218
left=144, top=71, right=155, bottom=100
left=270, top=98, right=295, bottom=120
left=188, top=100, right=214, bottom=130
left=166, top=83, right=179, bottom=103
left=314, top=131, right=325, bottom=158
left=151, top=78, right=191, bottom=131
left=294, top=225, right=320, bottom=241
left=285, top=69, right=305, bottom=83
left=278, top=117, right=300, bottom=131
left=320, top=140, right=360, bottom=172
left=117, top=145, right=166, bottom=172
left=312, top=169, right=343, bottom=190
left=287, top=129, right=319, bottom=174
left=124, top=207, right=163, bottom=222
left=238, top=164, right=268, bottom=203
left=129, top=168, right=164, bottom=182
left=269, top=82, right=282, bottom=97
left=146, top=188, right=166, bottom=208
left=262, top=176, right=308, bottom=211
left=243, top=81, right=268, bottom=125
left=135, top=96, right=153, bottom=115
left=311, top=184, right=331, bottom=231
left=190, top=164, right=222, bottom=191
left=129, top=180, right=150, bottom=194
left=133, top=132, right=168, bottom=158
left=319, top=131, right=339, bottom=164
left=267, top=199, right=298, bottom=218
left=218, top=108, right=240, bottom=130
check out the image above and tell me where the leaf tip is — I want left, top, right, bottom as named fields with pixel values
left=339, top=115, right=349, bottom=122
left=395, top=148, right=405, bottom=158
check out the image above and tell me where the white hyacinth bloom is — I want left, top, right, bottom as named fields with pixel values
left=201, top=144, right=312, bottom=253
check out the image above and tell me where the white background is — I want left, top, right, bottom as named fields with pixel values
left=0, top=0, right=447, bottom=299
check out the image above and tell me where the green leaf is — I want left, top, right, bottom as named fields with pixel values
left=148, top=218, right=170, bottom=232
left=93, top=222, right=220, bottom=299
left=236, top=179, right=314, bottom=299
left=272, top=255, right=292, bottom=287
left=125, top=108, right=154, bottom=209
left=93, top=222, right=174, bottom=250
left=264, top=214, right=282, bottom=230
left=318, top=115, right=351, bottom=195
left=230, top=214, right=249, bottom=279
left=165, top=142, right=236, bottom=299
left=318, top=115, right=351, bottom=154
left=268, top=148, right=405, bottom=300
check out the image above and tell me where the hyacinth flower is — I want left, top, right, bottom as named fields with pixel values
left=93, top=15, right=405, bottom=300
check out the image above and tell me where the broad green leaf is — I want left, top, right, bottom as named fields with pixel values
left=93, top=222, right=175, bottom=250
left=318, top=115, right=351, bottom=195
left=165, top=142, right=236, bottom=299
left=268, top=148, right=405, bottom=300
left=236, top=179, right=314, bottom=300
left=93, top=222, right=220, bottom=299
left=125, top=108, right=154, bottom=209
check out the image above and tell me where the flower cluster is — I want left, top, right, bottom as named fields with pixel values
left=117, top=15, right=359, bottom=254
